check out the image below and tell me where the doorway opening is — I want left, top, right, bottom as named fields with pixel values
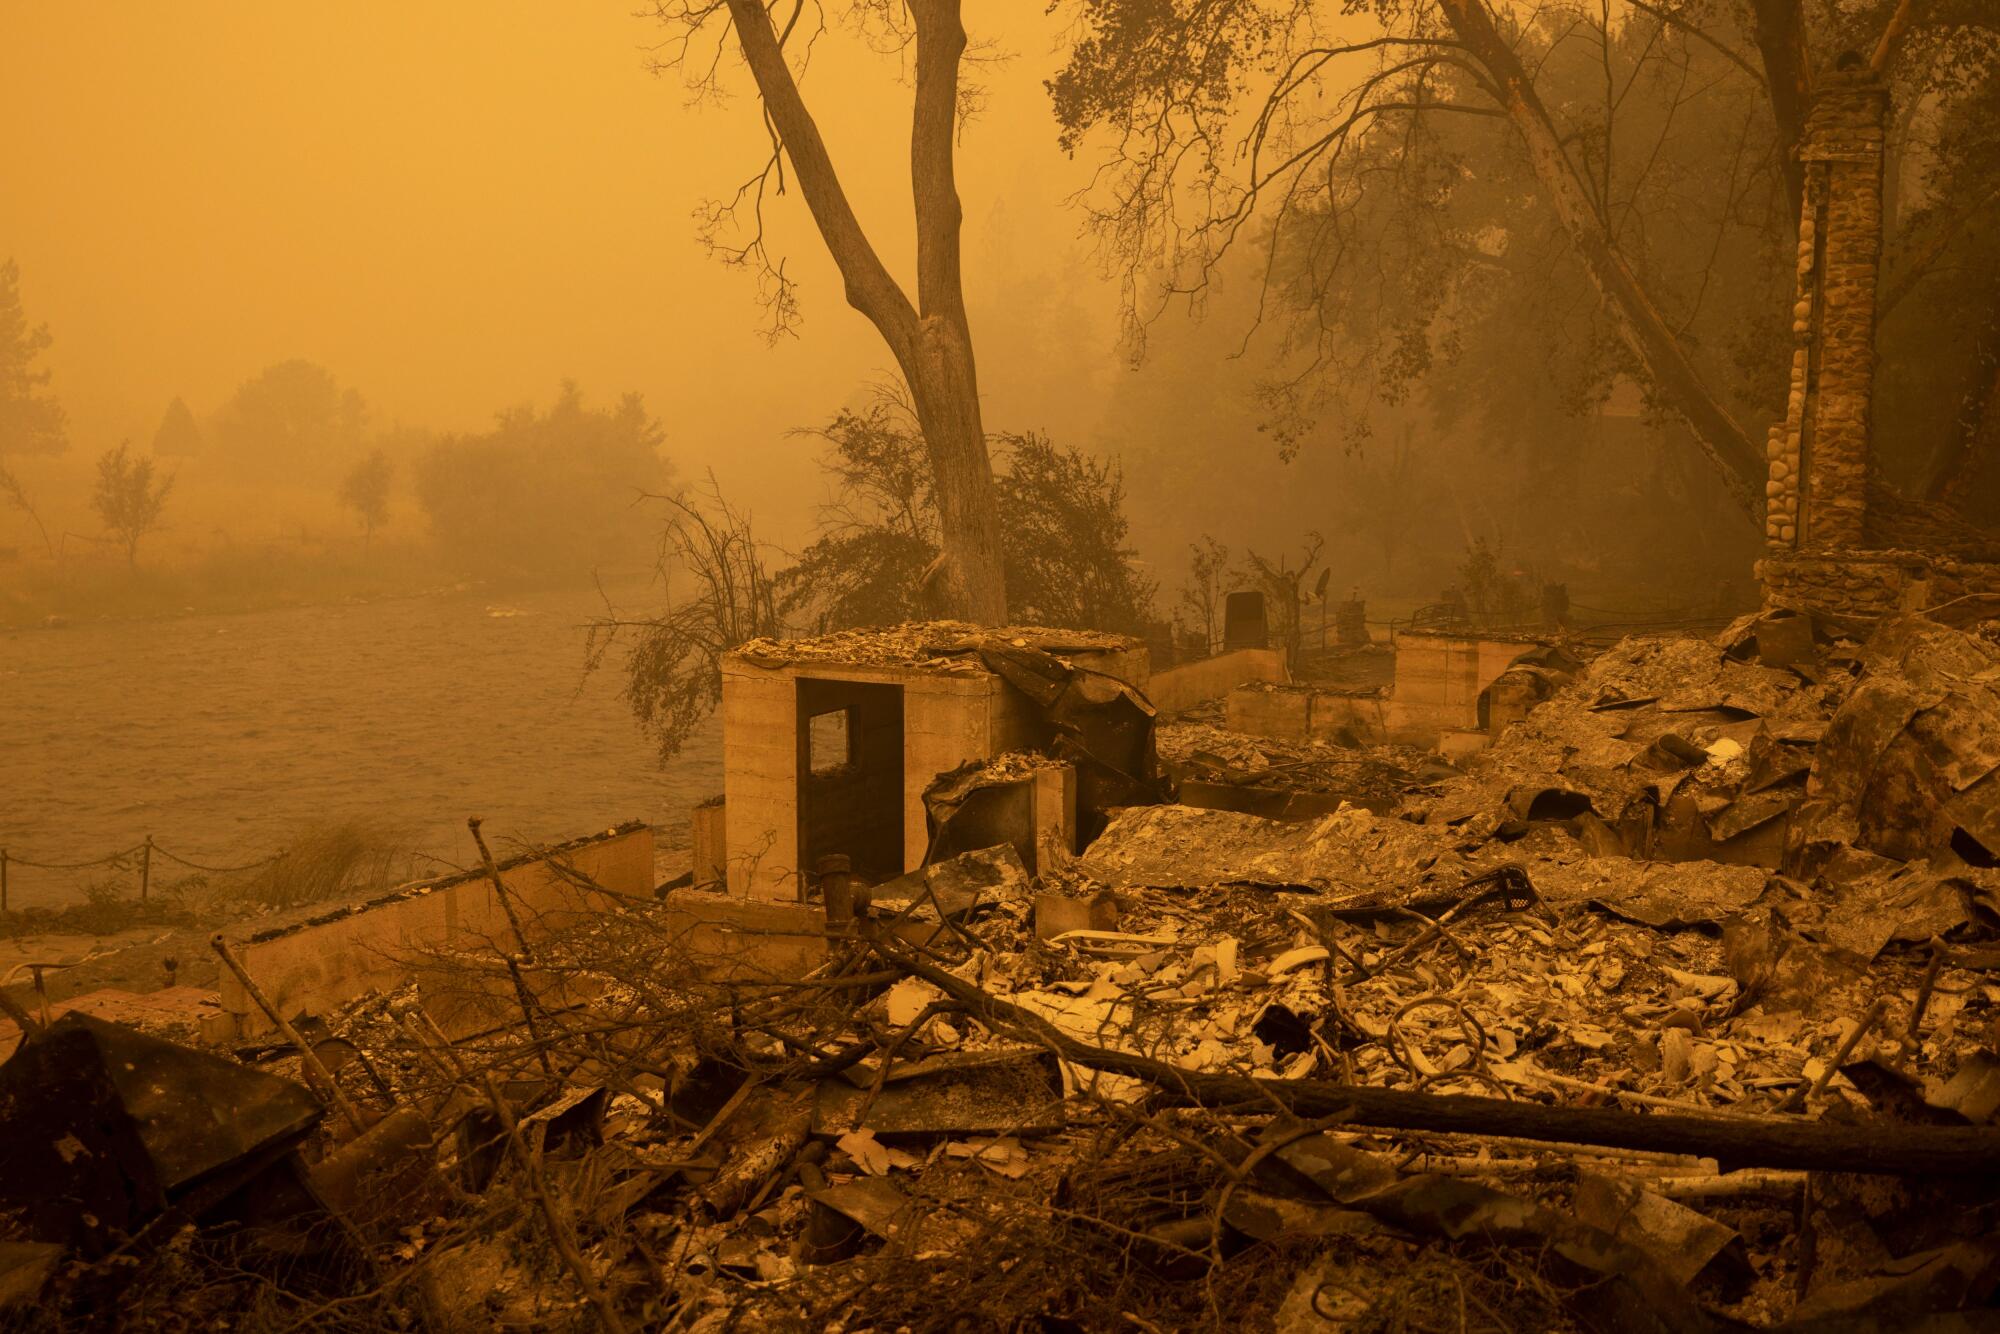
left=796, top=677, right=905, bottom=890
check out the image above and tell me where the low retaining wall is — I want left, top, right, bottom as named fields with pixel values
left=1218, top=634, right=1557, bottom=750
left=1225, top=685, right=1390, bottom=746
left=1147, top=648, right=1288, bottom=714
left=211, top=822, right=655, bottom=1040
left=1387, top=631, right=1552, bottom=745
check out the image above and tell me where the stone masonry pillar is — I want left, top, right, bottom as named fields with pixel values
left=1765, top=67, right=1888, bottom=553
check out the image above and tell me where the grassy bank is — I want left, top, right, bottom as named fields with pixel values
left=0, top=538, right=482, bottom=627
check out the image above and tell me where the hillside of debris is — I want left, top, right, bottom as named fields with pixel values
left=4, top=611, right=2000, bottom=1331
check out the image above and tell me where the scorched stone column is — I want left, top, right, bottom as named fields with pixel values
left=1767, top=66, right=1888, bottom=553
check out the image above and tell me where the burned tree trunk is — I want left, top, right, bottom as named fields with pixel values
left=906, top=0, right=1008, bottom=625
left=721, top=0, right=1007, bottom=623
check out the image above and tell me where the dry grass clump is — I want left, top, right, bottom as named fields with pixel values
left=230, top=817, right=415, bottom=910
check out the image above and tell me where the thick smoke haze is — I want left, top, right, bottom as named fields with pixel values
left=7, top=0, right=1995, bottom=895
left=0, top=4, right=1128, bottom=549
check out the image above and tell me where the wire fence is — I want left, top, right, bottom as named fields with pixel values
left=0, top=836, right=282, bottom=912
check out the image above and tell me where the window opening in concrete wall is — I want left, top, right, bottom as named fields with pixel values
left=807, top=708, right=852, bottom=775
left=796, top=678, right=905, bottom=890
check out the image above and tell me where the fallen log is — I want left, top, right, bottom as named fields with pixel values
left=870, top=939, right=2000, bottom=1177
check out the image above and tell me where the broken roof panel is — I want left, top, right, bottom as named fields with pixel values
left=0, top=1013, right=324, bottom=1249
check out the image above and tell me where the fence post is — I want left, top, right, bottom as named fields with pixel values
left=140, top=835, right=153, bottom=902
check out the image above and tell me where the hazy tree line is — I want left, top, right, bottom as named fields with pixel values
left=175, top=362, right=674, bottom=579
left=1055, top=0, right=2000, bottom=540
left=2, top=252, right=1154, bottom=644
left=0, top=267, right=677, bottom=588
left=9, top=0, right=2000, bottom=644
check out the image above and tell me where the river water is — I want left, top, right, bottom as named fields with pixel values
left=0, top=583, right=719, bottom=908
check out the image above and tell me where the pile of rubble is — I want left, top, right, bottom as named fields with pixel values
left=1156, top=719, right=1443, bottom=815
left=5, top=611, right=2000, bottom=1331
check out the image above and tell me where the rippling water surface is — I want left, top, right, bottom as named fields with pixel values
left=0, top=584, right=717, bottom=907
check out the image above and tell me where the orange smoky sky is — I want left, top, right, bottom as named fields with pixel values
left=0, top=3, right=1119, bottom=526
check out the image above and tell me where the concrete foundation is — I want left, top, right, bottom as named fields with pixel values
left=1219, top=631, right=1554, bottom=749
left=210, top=823, right=655, bottom=1041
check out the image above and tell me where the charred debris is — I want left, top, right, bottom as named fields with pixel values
left=6, top=612, right=2000, bottom=1332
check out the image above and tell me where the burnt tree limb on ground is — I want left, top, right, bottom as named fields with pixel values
left=874, top=940, right=2000, bottom=1177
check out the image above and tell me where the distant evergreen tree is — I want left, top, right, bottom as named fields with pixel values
left=151, top=396, right=203, bottom=457
left=0, top=258, right=67, bottom=456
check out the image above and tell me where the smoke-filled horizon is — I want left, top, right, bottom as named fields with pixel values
left=7, top=2, right=1992, bottom=625
left=0, top=5, right=1145, bottom=552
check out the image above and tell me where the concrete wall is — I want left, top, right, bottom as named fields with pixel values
left=1386, top=634, right=1484, bottom=743
left=1065, top=644, right=1152, bottom=692
left=721, top=663, right=802, bottom=899
left=1214, top=635, right=1542, bottom=749
left=903, top=673, right=1011, bottom=873
left=1196, top=633, right=1555, bottom=749
left=1309, top=692, right=1391, bottom=746
left=1386, top=632, right=1549, bottom=746
left=1224, top=685, right=1390, bottom=747
left=1147, top=648, right=1289, bottom=714
left=1033, top=766, right=1078, bottom=868
left=660, top=890, right=828, bottom=983
left=722, top=659, right=1019, bottom=899
left=213, top=823, right=655, bottom=1040
left=1226, top=686, right=1311, bottom=738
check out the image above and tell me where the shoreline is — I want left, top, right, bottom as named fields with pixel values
left=0, top=563, right=661, bottom=635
